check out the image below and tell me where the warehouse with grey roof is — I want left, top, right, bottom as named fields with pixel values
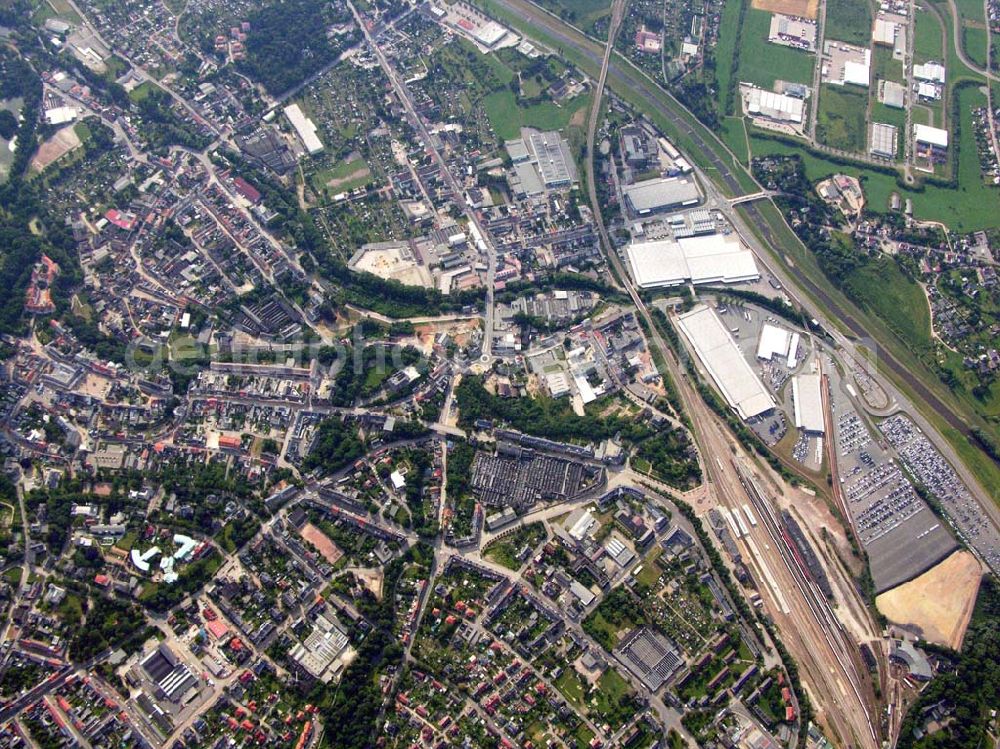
left=624, top=176, right=701, bottom=216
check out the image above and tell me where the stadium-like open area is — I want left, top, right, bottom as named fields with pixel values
left=299, top=522, right=345, bottom=565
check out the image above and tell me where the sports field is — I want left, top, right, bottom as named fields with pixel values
left=300, top=522, right=344, bottom=565
left=30, top=124, right=83, bottom=172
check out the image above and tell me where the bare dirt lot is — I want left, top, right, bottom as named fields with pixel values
left=875, top=550, right=983, bottom=649
left=347, top=566, right=384, bottom=599
left=30, top=125, right=81, bottom=172
left=299, top=522, right=344, bottom=566
left=751, top=0, right=818, bottom=19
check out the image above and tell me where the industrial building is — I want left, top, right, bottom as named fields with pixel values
left=914, top=124, right=948, bottom=150
left=756, top=323, right=799, bottom=367
left=676, top=305, right=775, bottom=420
left=288, top=613, right=351, bottom=682
left=527, top=129, right=576, bottom=187
left=870, top=122, right=898, bottom=158
left=768, top=14, right=817, bottom=51
left=917, top=81, right=942, bottom=101
left=823, top=41, right=871, bottom=86
left=283, top=103, right=324, bottom=155
left=505, top=128, right=577, bottom=195
left=614, top=627, right=683, bottom=692
left=626, top=232, right=760, bottom=288
left=879, top=80, right=905, bottom=109
left=473, top=20, right=508, bottom=47
left=872, top=17, right=900, bottom=45
left=623, top=176, right=701, bottom=215
left=44, top=106, right=80, bottom=125
left=792, top=372, right=825, bottom=434
left=744, top=87, right=806, bottom=124
left=913, top=62, right=946, bottom=83
left=139, top=644, right=199, bottom=704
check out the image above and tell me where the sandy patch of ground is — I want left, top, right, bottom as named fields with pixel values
left=78, top=373, right=113, bottom=398
left=299, top=522, right=344, bottom=566
left=751, top=0, right=818, bottom=18
left=347, top=566, right=384, bottom=599
left=876, top=550, right=982, bottom=649
left=31, top=125, right=81, bottom=172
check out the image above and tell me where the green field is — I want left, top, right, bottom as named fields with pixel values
left=824, top=0, right=873, bottom=46
left=593, top=669, right=630, bottom=709
left=714, top=0, right=744, bottom=116
left=736, top=9, right=815, bottom=89
left=128, top=80, right=158, bottom=103
left=914, top=10, right=945, bottom=62
left=953, top=0, right=986, bottom=22
left=532, top=0, right=610, bottom=35
left=911, top=104, right=932, bottom=126
left=873, top=45, right=904, bottom=84
left=310, top=156, right=372, bottom=195
left=953, top=0, right=989, bottom=68
left=816, top=85, right=868, bottom=152
left=962, top=26, right=989, bottom=69
left=844, top=254, right=932, bottom=351
left=954, top=85, right=994, bottom=204
left=483, top=88, right=589, bottom=141
left=720, top=116, right=750, bottom=165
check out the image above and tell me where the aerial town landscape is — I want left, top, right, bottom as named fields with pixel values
left=0, top=0, right=999, bottom=746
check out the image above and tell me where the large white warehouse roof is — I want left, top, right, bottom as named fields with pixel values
left=626, top=233, right=760, bottom=288
left=624, top=176, right=701, bottom=215
left=792, top=373, right=825, bottom=433
left=914, top=123, right=948, bottom=148
left=676, top=305, right=775, bottom=420
left=284, top=103, right=324, bottom=155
